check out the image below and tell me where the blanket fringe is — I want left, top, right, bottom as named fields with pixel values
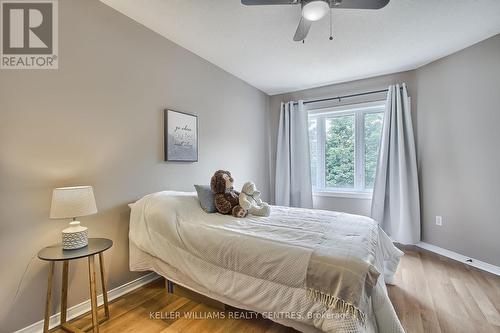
left=307, top=288, right=366, bottom=326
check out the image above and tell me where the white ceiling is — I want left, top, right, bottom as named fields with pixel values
left=100, top=0, right=500, bottom=95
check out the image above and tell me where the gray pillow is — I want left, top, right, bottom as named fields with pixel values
left=194, top=185, right=216, bottom=213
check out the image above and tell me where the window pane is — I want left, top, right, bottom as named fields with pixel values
left=364, top=112, right=384, bottom=189
left=325, top=115, right=355, bottom=188
left=308, top=118, right=318, bottom=188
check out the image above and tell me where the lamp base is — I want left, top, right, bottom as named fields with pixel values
left=62, top=221, right=88, bottom=250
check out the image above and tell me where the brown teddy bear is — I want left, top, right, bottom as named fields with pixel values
left=210, top=170, right=247, bottom=218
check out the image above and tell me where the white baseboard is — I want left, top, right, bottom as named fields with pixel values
left=14, top=272, right=161, bottom=333
left=417, top=242, right=500, bottom=276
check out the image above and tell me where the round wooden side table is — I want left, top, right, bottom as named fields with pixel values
left=38, top=238, right=113, bottom=333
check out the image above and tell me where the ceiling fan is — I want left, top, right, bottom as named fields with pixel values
left=241, top=0, right=389, bottom=42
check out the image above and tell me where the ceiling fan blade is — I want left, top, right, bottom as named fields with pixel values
left=331, top=0, right=390, bottom=9
left=241, top=0, right=298, bottom=5
left=293, top=17, right=312, bottom=42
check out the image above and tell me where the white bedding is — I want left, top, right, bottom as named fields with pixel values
left=129, top=191, right=404, bottom=333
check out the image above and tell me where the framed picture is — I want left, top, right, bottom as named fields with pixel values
left=164, top=109, right=198, bottom=162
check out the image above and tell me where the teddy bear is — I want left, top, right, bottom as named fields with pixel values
left=210, top=170, right=247, bottom=218
left=239, top=181, right=271, bottom=217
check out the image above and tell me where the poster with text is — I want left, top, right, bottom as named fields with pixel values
left=165, top=109, right=198, bottom=162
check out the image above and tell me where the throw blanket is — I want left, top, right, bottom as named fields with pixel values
left=130, top=192, right=383, bottom=326
left=217, top=207, right=380, bottom=324
left=306, top=213, right=380, bottom=324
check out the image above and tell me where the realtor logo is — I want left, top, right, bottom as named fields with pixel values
left=1, top=0, right=58, bottom=69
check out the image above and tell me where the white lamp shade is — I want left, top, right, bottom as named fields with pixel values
left=50, top=186, right=98, bottom=219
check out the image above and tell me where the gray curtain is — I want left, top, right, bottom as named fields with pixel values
left=275, top=101, right=313, bottom=208
left=371, top=84, right=421, bottom=244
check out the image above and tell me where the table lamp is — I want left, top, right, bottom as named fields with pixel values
left=50, top=186, right=97, bottom=250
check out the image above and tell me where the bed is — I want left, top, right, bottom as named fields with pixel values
left=128, top=191, right=405, bottom=333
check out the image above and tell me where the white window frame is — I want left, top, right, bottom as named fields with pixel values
left=308, top=100, right=385, bottom=199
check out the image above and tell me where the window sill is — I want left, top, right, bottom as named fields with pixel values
left=313, top=191, right=373, bottom=200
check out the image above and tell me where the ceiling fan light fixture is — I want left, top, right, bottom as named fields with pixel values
left=302, top=0, right=329, bottom=21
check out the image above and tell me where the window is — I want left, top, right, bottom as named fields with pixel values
left=308, top=101, right=385, bottom=197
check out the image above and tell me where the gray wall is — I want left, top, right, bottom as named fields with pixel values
left=0, top=1, right=269, bottom=331
left=268, top=71, right=417, bottom=215
left=416, top=34, right=500, bottom=266
left=269, top=35, right=500, bottom=266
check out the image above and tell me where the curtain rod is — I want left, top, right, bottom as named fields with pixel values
left=292, top=86, right=404, bottom=106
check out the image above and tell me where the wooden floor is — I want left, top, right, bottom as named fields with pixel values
left=387, top=248, right=500, bottom=333
left=52, top=248, right=500, bottom=333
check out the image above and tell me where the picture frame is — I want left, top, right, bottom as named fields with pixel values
left=164, top=109, right=198, bottom=162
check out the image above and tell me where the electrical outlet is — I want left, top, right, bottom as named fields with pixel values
left=436, top=216, right=443, bottom=226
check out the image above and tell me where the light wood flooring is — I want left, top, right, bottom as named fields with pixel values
left=52, top=248, right=500, bottom=333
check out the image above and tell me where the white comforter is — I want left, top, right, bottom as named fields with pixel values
left=129, top=191, right=404, bottom=333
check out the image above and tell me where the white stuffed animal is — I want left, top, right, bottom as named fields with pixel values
left=239, top=181, right=271, bottom=217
